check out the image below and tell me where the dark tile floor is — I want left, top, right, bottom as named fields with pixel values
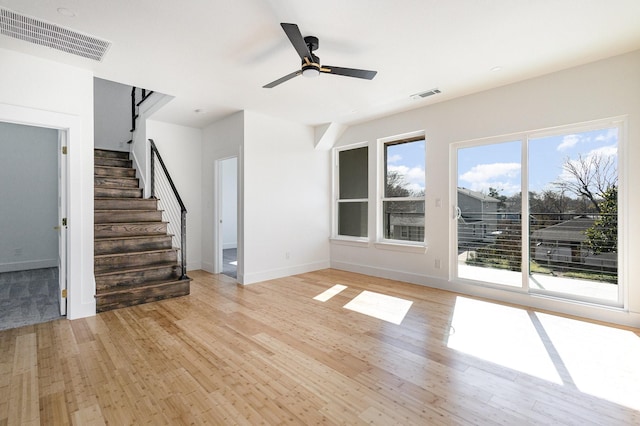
left=0, top=267, right=63, bottom=331
left=223, top=248, right=237, bottom=279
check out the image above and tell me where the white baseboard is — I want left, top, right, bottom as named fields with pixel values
left=0, top=259, right=57, bottom=273
left=242, top=260, right=330, bottom=285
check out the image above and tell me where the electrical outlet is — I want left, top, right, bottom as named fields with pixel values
left=285, top=252, right=290, bottom=260
left=434, top=258, right=441, bottom=269
left=14, top=248, right=23, bottom=257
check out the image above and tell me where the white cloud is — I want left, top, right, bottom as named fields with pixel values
left=460, top=162, right=520, bottom=183
left=388, top=164, right=425, bottom=192
left=556, top=134, right=580, bottom=151
left=387, top=154, right=402, bottom=163
left=459, top=162, right=521, bottom=196
left=595, top=128, right=618, bottom=144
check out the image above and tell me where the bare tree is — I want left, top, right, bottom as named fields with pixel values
left=555, top=153, right=617, bottom=212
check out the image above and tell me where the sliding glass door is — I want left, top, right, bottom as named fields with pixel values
left=454, top=121, right=622, bottom=306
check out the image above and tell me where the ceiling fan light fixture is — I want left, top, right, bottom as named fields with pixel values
left=302, top=67, right=320, bottom=78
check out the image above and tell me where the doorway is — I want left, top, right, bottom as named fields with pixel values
left=217, top=157, right=238, bottom=279
left=0, top=122, right=66, bottom=330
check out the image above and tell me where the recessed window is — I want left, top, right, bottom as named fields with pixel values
left=382, top=137, right=425, bottom=242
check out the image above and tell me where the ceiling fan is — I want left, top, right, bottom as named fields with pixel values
left=263, top=23, right=377, bottom=88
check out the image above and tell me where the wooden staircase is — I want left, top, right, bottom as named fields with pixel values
left=94, top=149, right=190, bottom=312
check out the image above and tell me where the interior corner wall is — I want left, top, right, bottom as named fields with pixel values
left=0, top=122, right=58, bottom=272
left=146, top=120, right=203, bottom=271
left=242, top=110, right=331, bottom=284
left=202, top=111, right=244, bottom=275
left=93, top=77, right=132, bottom=151
left=0, top=48, right=95, bottom=319
left=332, top=49, right=640, bottom=328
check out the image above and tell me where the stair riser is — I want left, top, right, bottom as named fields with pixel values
left=95, top=157, right=132, bottom=168
left=95, top=250, right=178, bottom=273
left=95, top=187, right=143, bottom=198
left=96, top=280, right=190, bottom=313
left=95, top=236, right=173, bottom=255
left=95, top=177, right=139, bottom=188
left=94, top=149, right=129, bottom=159
left=95, top=198, right=157, bottom=210
left=95, top=222, right=168, bottom=238
left=95, top=167, right=136, bottom=178
left=95, top=265, right=182, bottom=291
left=95, top=211, right=163, bottom=224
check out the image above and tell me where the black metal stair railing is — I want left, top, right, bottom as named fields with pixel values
left=149, top=139, right=188, bottom=279
left=130, top=87, right=154, bottom=133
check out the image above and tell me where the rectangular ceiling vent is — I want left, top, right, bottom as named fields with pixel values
left=411, top=88, right=441, bottom=100
left=0, top=8, right=110, bottom=61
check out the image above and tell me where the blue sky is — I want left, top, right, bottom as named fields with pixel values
left=457, top=127, right=618, bottom=197
left=387, top=139, right=425, bottom=194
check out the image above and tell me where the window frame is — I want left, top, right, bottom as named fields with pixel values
left=333, top=142, right=370, bottom=243
left=377, top=132, right=427, bottom=249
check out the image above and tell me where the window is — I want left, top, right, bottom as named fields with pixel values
left=453, top=118, right=623, bottom=307
left=382, top=137, right=425, bottom=242
left=337, top=146, right=368, bottom=238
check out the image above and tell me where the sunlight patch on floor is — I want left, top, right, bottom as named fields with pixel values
left=447, top=296, right=562, bottom=384
left=230, top=261, right=237, bottom=266
left=535, top=312, right=640, bottom=411
left=344, top=291, right=413, bottom=325
left=313, top=284, right=347, bottom=302
left=447, top=296, right=640, bottom=411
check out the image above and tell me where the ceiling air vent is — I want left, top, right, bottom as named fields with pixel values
left=410, top=88, right=441, bottom=100
left=0, top=8, right=110, bottom=61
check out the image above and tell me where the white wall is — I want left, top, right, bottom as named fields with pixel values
left=0, top=48, right=95, bottom=319
left=0, top=122, right=58, bottom=272
left=202, top=111, right=244, bottom=275
left=221, top=157, right=238, bottom=249
left=332, top=49, right=640, bottom=327
left=93, top=78, right=131, bottom=151
left=146, top=120, right=203, bottom=271
left=242, top=111, right=331, bottom=284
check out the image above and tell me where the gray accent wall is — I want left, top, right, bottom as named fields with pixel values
left=0, top=122, right=58, bottom=272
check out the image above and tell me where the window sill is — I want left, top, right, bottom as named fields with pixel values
left=329, top=237, right=370, bottom=248
left=374, top=241, right=428, bottom=254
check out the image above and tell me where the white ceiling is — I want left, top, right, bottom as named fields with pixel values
left=1, top=0, right=640, bottom=129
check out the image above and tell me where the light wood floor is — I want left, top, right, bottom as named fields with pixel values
left=1, top=269, right=639, bottom=425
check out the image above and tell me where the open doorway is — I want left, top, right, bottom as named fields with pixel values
left=217, top=157, right=238, bottom=279
left=0, top=122, right=66, bottom=330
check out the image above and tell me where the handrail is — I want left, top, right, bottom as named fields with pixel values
left=149, top=138, right=188, bottom=279
left=130, top=87, right=155, bottom=133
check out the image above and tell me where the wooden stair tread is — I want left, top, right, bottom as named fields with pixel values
left=94, top=262, right=182, bottom=277
left=95, top=248, right=178, bottom=259
left=95, top=234, right=174, bottom=242
left=95, top=209, right=164, bottom=213
left=95, top=278, right=191, bottom=297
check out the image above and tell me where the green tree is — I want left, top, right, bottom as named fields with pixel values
left=585, top=186, right=617, bottom=254
left=488, top=187, right=507, bottom=210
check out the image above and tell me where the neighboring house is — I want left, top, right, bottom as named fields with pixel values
left=530, top=216, right=617, bottom=270
left=457, top=187, right=500, bottom=243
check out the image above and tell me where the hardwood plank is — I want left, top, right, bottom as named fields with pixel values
left=0, top=269, right=639, bottom=425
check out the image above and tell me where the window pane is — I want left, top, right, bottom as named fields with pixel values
left=338, top=202, right=368, bottom=237
left=528, top=127, right=618, bottom=302
left=456, top=140, right=522, bottom=286
left=385, top=139, right=425, bottom=198
left=383, top=200, right=424, bottom=241
left=339, top=147, right=368, bottom=199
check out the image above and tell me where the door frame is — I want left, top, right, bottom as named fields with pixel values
left=214, top=156, right=239, bottom=278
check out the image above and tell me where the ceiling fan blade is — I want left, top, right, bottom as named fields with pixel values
left=263, top=70, right=301, bottom=88
left=321, top=66, right=377, bottom=80
left=281, top=23, right=312, bottom=61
